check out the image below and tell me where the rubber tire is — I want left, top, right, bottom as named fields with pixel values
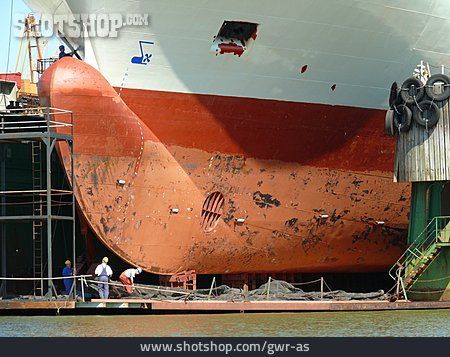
left=425, top=74, right=450, bottom=102
left=389, top=81, right=400, bottom=108
left=385, top=109, right=395, bottom=136
left=393, top=105, right=412, bottom=132
left=413, top=100, right=440, bottom=128
left=400, top=77, right=425, bottom=105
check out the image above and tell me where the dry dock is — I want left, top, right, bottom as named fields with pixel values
left=0, top=299, right=449, bottom=314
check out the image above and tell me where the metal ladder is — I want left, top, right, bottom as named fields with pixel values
left=31, top=141, right=43, bottom=296
left=389, top=216, right=450, bottom=299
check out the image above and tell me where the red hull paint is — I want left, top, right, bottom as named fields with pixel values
left=117, top=88, right=395, bottom=173
left=38, top=58, right=409, bottom=275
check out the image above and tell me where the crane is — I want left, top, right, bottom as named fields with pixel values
left=14, top=14, right=48, bottom=85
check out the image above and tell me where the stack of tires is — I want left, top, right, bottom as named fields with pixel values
left=385, top=74, right=450, bottom=136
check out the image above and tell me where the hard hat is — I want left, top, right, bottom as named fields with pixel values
left=65, top=260, right=71, bottom=265
left=102, top=257, right=108, bottom=263
left=137, top=267, right=142, bottom=273
left=59, top=45, right=65, bottom=50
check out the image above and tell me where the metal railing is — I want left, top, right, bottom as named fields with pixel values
left=389, top=216, right=450, bottom=281
left=0, top=189, right=74, bottom=217
left=0, top=275, right=92, bottom=300
left=0, top=107, right=73, bottom=134
left=37, top=58, right=58, bottom=74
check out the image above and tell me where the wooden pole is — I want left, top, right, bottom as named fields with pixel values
left=81, top=276, right=85, bottom=302
left=207, top=276, right=216, bottom=300
left=320, top=277, right=324, bottom=300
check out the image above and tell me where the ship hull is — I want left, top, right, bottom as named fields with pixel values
left=24, top=0, right=447, bottom=274
left=38, top=58, right=409, bottom=275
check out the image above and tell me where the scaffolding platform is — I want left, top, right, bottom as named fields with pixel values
left=0, top=107, right=76, bottom=299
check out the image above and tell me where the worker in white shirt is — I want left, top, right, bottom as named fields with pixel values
left=94, top=257, right=113, bottom=299
left=119, top=267, right=142, bottom=294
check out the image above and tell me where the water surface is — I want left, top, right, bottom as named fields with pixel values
left=0, top=310, right=449, bottom=337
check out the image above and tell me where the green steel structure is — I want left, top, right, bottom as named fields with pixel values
left=389, top=175, right=450, bottom=301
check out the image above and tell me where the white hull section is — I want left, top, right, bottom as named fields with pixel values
left=26, top=0, right=450, bottom=109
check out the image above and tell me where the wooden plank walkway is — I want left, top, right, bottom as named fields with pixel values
left=0, top=300, right=75, bottom=309
left=81, top=299, right=450, bottom=312
left=1, top=298, right=449, bottom=313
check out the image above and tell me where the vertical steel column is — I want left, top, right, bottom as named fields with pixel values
left=408, top=182, right=429, bottom=245
left=45, top=108, right=52, bottom=298
left=0, top=145, right=6, bottom=296
left=70, top=112, right=76, bottom=299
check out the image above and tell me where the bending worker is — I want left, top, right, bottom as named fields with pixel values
left=119, top=267, right=142, bottom=294
left=94, top=257, right=113, bottom=299
left=62, top=260, right=73, bottom=295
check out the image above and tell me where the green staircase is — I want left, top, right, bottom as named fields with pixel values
left=389, top=216, right=450, bottom=300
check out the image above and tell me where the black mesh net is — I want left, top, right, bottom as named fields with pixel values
left=85, top=279, right=389, bottom=301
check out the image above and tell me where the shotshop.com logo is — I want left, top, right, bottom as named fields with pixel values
left=13, top=13, right=149, bottom=38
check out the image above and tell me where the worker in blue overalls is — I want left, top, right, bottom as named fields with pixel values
left=94, top=257, right=113, bottom=299
left=58, top=45, right=73, bottom=59
left=62, top=260, right=73, bottom=295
